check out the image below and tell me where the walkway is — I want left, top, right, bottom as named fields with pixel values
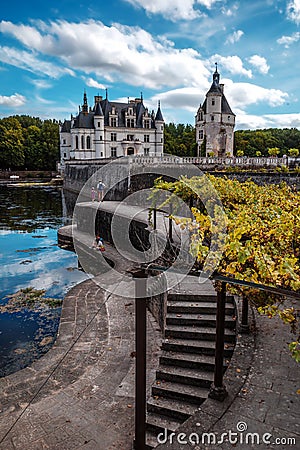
left=0, top=276, right=161, bottom=450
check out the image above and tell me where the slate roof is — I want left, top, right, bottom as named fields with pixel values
left=200, top=69, right=235, bottom=116
left=71, top=94, right=162, bottom=129
left=61, top=120, right=71, bottom=132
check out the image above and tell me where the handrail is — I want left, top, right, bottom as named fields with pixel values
left=144, top=264, right=300, bottom=299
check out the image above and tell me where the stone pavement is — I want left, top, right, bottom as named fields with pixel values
left=0, top=277, right=162, bottom=450
left=157, top=295, right=300, bottom=450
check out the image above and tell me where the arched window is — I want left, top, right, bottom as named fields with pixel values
left=81, top=135, right=85, bottom=149
left=87, top=136, right=91, bottom=149
left=75, top=136, right=79, bottom=149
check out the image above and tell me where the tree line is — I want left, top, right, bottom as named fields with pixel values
left=0, top=115, right=59, bottom=171
left=1, top=115, right=300, bottom=170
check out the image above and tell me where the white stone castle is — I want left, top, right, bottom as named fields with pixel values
left=60, top=66, right=235, bottom=165
left=59, top=91, right=164, bottom=167
left=195, top=64, right=235, bottom=157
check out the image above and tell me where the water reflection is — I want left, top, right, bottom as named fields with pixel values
left=0, top=186, right=88, bottom=377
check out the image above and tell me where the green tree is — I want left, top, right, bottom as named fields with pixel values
left=268, top=147, right=280, bottom=156
left=0, top=118, right=24, bottom=169
left=288, top=148, right=299, bottom=157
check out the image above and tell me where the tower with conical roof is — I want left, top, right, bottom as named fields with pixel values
left=154, top=101, right=164, bottom=155
left=195, top=64, right=235, bottom=157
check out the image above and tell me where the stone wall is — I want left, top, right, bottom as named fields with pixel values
left=64, top=159, right=300, bottom=199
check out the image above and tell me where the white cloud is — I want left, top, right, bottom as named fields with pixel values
left=0, top=45, right=74, bottom=78
left=236, top=112, right=300, bottom=130
left=211, top=55, right=252, bottom=78
left=225, top=30, right=244, bottom=45
left=248, top=55, right=269, bottom=74
left=277, top=31, right=300, bottom=47
left=225, top=80, right=289, bottom=108
left=0, top=20, right=210, bottom=89
left=287, top=0, right=300, bottom=24
left=30, top=79, right=52, bottom=89
left=151, top=79, right=289, bottom=116
left=122, top=0, right=220, bottom=21
left=0, top=93, right=26, bottom=107
left=85, top=77, right=106, bottom=89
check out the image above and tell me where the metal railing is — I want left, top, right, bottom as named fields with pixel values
left=132, top=265, right=300, bottom=449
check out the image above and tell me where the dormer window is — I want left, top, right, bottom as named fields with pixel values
left=110, top=117, right=117, bottom=127
left=144, top=119, right=150, bottom=129
left=127, top=118, right=135, bottom=128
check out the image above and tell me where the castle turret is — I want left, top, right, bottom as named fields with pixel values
left=154, top=101, right=164, bottom=155
left=195, top=65, right=235, bottom=157
left=93, top=98, right=104, bottom=158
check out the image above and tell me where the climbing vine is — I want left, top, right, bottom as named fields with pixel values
left=150, top=175, right=300, bottom=362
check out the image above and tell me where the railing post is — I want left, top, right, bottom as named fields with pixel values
left=132, top=269, right=148, bottom=450
left=153, top=207, right=157, bottom=230
left=240, top=294, right=250, bottom=333
left=209, top=281, right=228, bottom=401
left=168, top=204, right=173, bottom=243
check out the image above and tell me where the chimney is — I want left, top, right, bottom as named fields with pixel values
left=220, top=84, right=224, bottom=93
left=94, top=95, right=103, bottom=104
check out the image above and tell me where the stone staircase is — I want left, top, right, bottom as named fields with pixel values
left=145, top=292, right=236, bottom=449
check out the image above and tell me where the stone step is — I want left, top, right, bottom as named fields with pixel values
left=159, top=351, right=229, bottom=371
left=146, top=430, right=160, bottom=449
left=156, top=365, right=214, bottom=388
left=165, top=324, right=236, bottom=342
left=166, top=312, right=236, bottom=329
left=162, top=337, right=235, bottom=356
left=146, top=412, right=182, bottom=435
left=167, top=293, right=235, bottom=304
left=167, top=300, right=235, bottom=315
left=147, top=396, right=198, bottom=422
left=152, top=380, right=208, bottom=405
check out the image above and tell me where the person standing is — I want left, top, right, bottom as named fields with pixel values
left=91, top=186, right=96, bottom=202
left=97, top=180, right=105, bottom=201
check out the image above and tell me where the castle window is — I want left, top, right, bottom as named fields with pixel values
left=127, top=118, right=135, bottom=128
left=87, top=136, right=91, bottom=149
left=228, top=115, right=231, bottom=121
left=199, top=111, right=203, bottom=121
left=111, top=147, right=117, bottom=157
left=144, top=120, right=150, bottom=129
left=98, top=122, right=101, bottom=127
left=75, top=136, right=79, bottom=149
left=199, top=130, right=203, bottom=140
left=81, top=135, right=85, bottom=149
left=212, top=99, right=215, bottom=106
left=111, top=132, right=117, bottom=142
left=64, top=153, right=67, bottom=158
left=144, top=148, right=149, bottom=155
left=211, top=115, right=214, bottom=121
left=110, top=117, right=117, bottom=127
left=144, top=134, right=150, bottom=143
left=63, top=139, right=66, bottom=144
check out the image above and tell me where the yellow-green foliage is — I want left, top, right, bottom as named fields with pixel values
left=151, top=175, right=300, bottom=361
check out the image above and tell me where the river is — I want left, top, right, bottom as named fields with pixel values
left=0, top=185, right=88, bottom=377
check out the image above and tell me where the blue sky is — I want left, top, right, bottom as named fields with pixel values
left=0, top=0, right=300, bottom=129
